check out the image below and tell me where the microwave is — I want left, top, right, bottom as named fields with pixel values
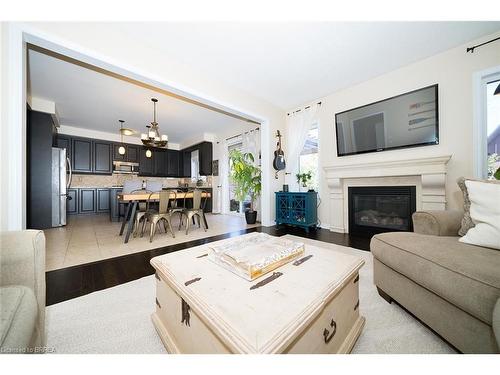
left=113, top=161, right=139, bottom=174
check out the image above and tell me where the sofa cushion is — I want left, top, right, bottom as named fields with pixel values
left=0, top=286, right=37, bottom=352
left=371, top=232, right=500, bottom=325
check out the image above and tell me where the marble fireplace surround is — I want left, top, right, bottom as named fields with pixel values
left=323, top=155, right=452, bottom=233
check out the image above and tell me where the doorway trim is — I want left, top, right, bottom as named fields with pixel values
left=2, top=22, right=273, bottom=230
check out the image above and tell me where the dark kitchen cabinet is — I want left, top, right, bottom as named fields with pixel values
left=127, top=145, right=139, bottom=163
left=139, top=147, right=154, bottom=176
left=167, top=149, right=180, bottom=177
left=96, top=188, right=110, bottom=212
left=113, top=143, right=140, bottom=163
left=181, top=151, right=191, bottom=177
left=72, top=138, right=93, bottom=173
left=113, top=143, right=126, bottom=161
left=56, top=135, right=72, bottom=157
left=27, top=109, right=57, bottom=229
left=67, top=188, right=78, bottom=215
left=93, top=141, right=112, bottom=175
left=55, top=134, right=210, bottom=178
left=79, top=188, right=96, bottom=214
left=110, top=188, right=123, bottom=222
left=199, top=142, right=213, bottom=176
left=154, top=149, right=166, bottom=177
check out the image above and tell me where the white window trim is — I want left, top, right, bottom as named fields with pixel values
left=473, top=66, right=500, bottom=179
left=298, top=122, right=320, bottom=187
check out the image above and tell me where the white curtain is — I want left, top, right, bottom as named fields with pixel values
left=219, top=139, right=230, bottom=214
left=285, top=103, right=320, bottom=190
left=242, top=129, right=261, bottom=218
left=242, top=129, right=260, bottom=164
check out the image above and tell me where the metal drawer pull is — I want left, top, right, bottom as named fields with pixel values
left=155, top=298, right=161, bottom=309
left=250, top=272, right=283, bottom=290
left=353, top=275, right=359, bottom=283
left=155, top=272, right=161, bottom=281
left=196, top=253, right=208, bottom=258
left=185, top=277, right=201, bottom=286
left=293, top=254, right=313, bottom=266
left=323, top=318, right=337, bottom=344
left=354, top=300, right=360, bottom=311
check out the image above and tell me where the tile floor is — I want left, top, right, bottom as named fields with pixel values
left=43, top=213, right=259, bottom=271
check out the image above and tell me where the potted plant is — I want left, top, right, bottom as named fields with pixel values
left=296, top=171, right=312, bottom=190
left=229, top=149, right=262, bottom=224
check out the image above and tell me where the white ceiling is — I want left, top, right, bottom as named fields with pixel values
left=27, top=49, right=256, bottom=144
left=116, top=21, right=500, bottom=109
left=28, top=21, right=500, bottom=137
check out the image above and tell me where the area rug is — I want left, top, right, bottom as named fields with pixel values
left=46, top=235, right=455, bottom=354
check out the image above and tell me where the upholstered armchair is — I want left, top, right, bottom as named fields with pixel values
left=0, top=230, right=46, bottom=353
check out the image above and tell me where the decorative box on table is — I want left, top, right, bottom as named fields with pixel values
left=150, top=233, right=365, bottom=354
left=275, top=191, right=318, bottom=232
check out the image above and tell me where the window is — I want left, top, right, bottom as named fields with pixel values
left=299, top=123, right=319, bottom=190
left=228, top=141, right=251, bottom=214
left=487, top=80, right=500, bottom=179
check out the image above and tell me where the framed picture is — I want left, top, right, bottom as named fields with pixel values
left=212, top=160, right=219, bottom=176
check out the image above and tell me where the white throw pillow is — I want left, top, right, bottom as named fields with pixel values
left=459, top=180, right=500, bottom=250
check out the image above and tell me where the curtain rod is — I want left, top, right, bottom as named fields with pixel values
left=220, top=127, right=260, bottom=143
left=466, top=36, right=500, bottom=53
left=287, top=101, right=322, bottom=116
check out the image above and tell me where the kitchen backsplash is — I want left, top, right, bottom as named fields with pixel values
left=70, top=174, right=212, bottom=188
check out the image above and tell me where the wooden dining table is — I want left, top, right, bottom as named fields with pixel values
left=118, top=191, right=211, bottom=243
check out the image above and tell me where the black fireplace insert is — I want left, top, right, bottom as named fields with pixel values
left=348, top=186, right=416, bottom=237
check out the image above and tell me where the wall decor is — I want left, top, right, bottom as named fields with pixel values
left=212, top=160, right=219, bottom=176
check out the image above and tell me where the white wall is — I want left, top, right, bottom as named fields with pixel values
left=0, top=23, right=4, bottom=231
left=0, top=22, right=286, bottom=230
left=288, top=30, right=500, bottom=229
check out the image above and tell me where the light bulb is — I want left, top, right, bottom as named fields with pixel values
left=146, top=149, right=152, bottom=158
left=141, top=133, right=147, bottom=140
left=161, top=134, right=168, bottom=141
left=148, top=130, right=155, bottom=138
left=118, top=146, right=126, bottom=155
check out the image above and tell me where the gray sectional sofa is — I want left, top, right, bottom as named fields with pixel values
left=371, top=210, right=500, bottom=353
left=0, top=230, right=46, bottom=353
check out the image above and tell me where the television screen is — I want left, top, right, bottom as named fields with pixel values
left=335, top=85, right=439, bottom=156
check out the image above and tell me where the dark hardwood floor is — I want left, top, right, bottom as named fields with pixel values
left=45, top=225, right=371, bottom=306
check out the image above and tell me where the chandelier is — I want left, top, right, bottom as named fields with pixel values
left=141, top=98, right=168, bottom=148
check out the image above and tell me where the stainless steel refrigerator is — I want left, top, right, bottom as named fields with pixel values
left=51, top=148, right=72, bottom=227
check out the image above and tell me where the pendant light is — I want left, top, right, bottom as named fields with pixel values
left=118, top=120, right=126, bottom=155
left=145, top=149, right=152, bottom=158
left=141, top=98, right=168, bottom=148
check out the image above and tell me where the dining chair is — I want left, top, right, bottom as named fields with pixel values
left=169, top=190, right=188, bottom=229
left=141, top=191, right=176, bottom=242
left=145, top=180, right=163, bottom=193
left=119, top=180, right=143, bottom=221
left=132, top=189, right=154, bottom=237
left=180, top=189, right=208, bottom=235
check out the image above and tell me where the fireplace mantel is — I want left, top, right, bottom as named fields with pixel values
left=323, top=155, right=451, bottom=233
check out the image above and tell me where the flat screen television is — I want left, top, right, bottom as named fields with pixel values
left=335, top=84, right=439, bottom=157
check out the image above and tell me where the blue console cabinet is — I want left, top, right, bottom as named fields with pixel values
left=275, top=191, right=318, bottom=232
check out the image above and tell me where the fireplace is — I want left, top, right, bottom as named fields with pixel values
left=348, top=186, right=416, bottom=237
